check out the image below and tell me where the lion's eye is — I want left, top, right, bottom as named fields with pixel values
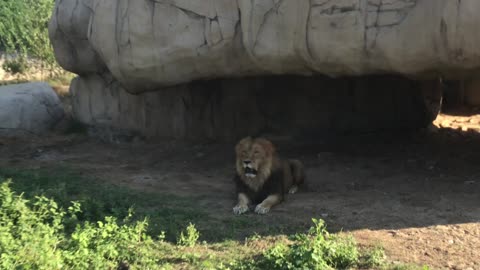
left=254, top=151, right=259, bottom=155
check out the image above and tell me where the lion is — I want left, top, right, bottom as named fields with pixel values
left=232, top=136, right=305, bottom=215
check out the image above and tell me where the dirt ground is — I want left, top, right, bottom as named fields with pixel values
left=1, top=111, right=479, bottom=269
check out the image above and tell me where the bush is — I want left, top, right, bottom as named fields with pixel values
left=0, top=0, right=57, bottom=73
left=177, top=223, right=200, bottom=247
left=258, top=219, right=359, bottom=270
left=361, top=245, right=387, bottom=268
left=0, top=180, right=160, bottom=269
left=2, top=58, right=28, bottom=75
left=0, top=170, right=420, bottom=270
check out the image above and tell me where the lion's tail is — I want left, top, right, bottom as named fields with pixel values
left=288, top=159, right=305, bottom=186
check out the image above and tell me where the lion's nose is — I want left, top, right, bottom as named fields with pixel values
left=243, top=160, right=251, bottom=165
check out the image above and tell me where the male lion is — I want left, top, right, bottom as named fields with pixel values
left=232, top=137, right=305, bottom=215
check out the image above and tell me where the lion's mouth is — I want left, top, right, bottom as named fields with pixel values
left=244, top=167, right=258, bottom=178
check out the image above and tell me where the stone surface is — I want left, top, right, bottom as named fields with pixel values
left=0, top=82, right=65, bottom=137
left=464, top=79, right=480, bottom=106
left=48, top=0, right=105, bottom=75
left=50, top=0, right=480, bottom=93
left=71, top=74, right=441, bottom=140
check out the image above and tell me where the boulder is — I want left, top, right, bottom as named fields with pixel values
left=465, top=79, right=480, bottom=106
left=50, top=0, right=480, bottom=94
left=50, top=0, right=470, bottom=140
left=0, top=82, right=64, bottom=137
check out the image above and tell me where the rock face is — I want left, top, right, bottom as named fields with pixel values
left=50, top=0, right=474, bottom=140
left=70, top=74, right=441, bottom=140
left=50, top=0, right=480, bottom=93
left=0, top=83, right=64, bottom=137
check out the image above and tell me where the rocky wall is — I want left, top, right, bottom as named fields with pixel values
left=71, top=74, right=441, bottom=140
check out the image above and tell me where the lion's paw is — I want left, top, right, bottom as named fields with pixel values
left=254, top=205, right=270, bottom=215
left=288, top=185, right=298, bottom=194
left=233, top=204, right=249, bottom=215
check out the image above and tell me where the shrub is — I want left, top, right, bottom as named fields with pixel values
left=2, top=58, right=28, bottom=75
left=0, top=0, right=57, bottom=74
left=258, top=218, right=359, bottom=270
left=0, top=170, right=422, bottom=270
left=361, top=245, right=387, bottom=268
left=0, top=180, right=160, bottom=269
left=177, top=223, right=200, bottom=247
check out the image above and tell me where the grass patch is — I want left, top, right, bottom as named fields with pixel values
left=46, top=71, right=75, bottom=88
left=0, top=79, right=29, bottom=86
left=358, top=245, right=387, bottom=268
left=177, top=223, right=200, bottom=247
left=0, top=167, right=257, bottom=242
left=0, top=167, right=430, bottom=269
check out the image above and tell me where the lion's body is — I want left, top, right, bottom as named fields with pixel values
left=232, top=137, right=305, bottom=215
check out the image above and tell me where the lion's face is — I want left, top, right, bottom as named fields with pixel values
left=235, top=137, right=275, bottom=180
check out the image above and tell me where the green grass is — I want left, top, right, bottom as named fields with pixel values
left=360, top=245, right=387, bottom=268
left=0, top=167, right=257, bottom=242
left=0, top=167, right=430, bottom=269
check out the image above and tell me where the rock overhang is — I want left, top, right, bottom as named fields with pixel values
left=49, top=0, right=480, bottom=94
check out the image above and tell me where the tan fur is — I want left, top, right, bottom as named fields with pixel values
left=235, top=137, right=280, bottom=192
left=287, top=159, right=305, bottom=192
left=255, top=194, right=281, bottom=214
left=233, top=193, right=250, bottom=215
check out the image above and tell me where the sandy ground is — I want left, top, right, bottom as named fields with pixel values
left=0, top=111, right=479, bottom=269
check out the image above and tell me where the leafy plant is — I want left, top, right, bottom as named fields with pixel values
left=0, top=180, right=161, bottom=269
left=361, top=245, right=387, bottom=268
left=0, top=167, right=209, bottom=241
left=0, top=169, right=430, bottom=270
left=258, top=218, right=359, bottom=270
left=177, top=223, right=200, bottom=247
left=0, top=0, right=58, bottom=74
left=2, top=58, right=28, bottom=75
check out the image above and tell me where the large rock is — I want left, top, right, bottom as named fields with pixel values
left=70, top=74, right=441, bottom=140
left=50, top=0, right=480, bottom=94
left=50, top=0, right=465, bottom=140
left=0, top=83, right=64, bottom=137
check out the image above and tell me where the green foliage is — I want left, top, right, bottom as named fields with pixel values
left=177, top=223, right=200, bottom=247
left=0, top=0, right=57, bottom=73
left=0, top=168, right=429, bottom=270
left=258, top=218, right=359, bottom=270
left=361, top=245, right=387, bottom=268
left=0, top=167, right=208, bottom=241
left=0, top=180, right=160, bottom=269
left=2, top=58, right=28, bottom=75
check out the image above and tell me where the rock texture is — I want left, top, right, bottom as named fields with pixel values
left=70, top=74, right=441, bottom=140
left=50, top=0, right=480, bottom=93
left=50, top=0, right=470, bottom=140
left=0, top=83, right=64, bottom=137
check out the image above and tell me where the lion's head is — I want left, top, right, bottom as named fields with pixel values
left=235, top=137, right=276, bottom=189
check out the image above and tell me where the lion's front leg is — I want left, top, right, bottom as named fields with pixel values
left=233, top=193, right=250, bottom=215
left=254, top=194, right=281, bottom=214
